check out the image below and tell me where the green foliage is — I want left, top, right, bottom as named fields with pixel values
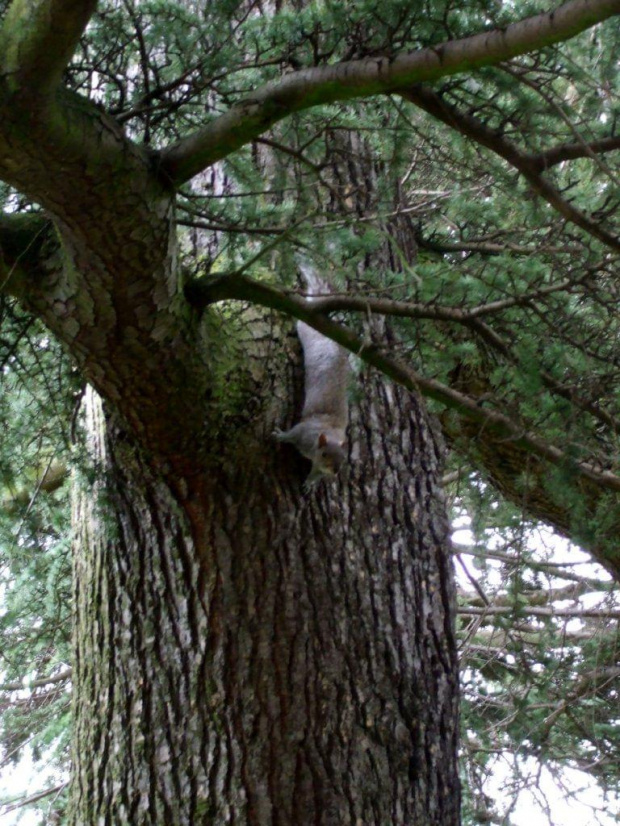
left=451, top=478, right=619, bottom=823
left=1, top=0, right=619, bottom=821
left=0, top=298, right=75, bottom=817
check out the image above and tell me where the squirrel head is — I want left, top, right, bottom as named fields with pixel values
left=315, top=432, right=346, bottom=475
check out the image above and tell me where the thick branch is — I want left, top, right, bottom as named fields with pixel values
left=159, top=0, right=620, bottom=184
left=0, top=0, right=97, bottom=94
left=402, top=85, right=620, bottom=253
left=186, top=272, right=620, bottom=493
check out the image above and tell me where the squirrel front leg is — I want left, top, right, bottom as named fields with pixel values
left=272, top=424, right=305, bottom=448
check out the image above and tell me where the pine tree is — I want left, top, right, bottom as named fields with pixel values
left=0, top=1, right=619, bottom=823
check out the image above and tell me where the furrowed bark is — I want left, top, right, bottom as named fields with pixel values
left=70, top=371, right=460, bottom=824
left=0, top=92, right=212, bottom=484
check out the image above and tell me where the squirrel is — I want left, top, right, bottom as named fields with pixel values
left=273, top=263, right=350, bottom=487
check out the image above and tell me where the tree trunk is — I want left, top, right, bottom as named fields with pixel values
left=70, top=367, right=460, bottom=824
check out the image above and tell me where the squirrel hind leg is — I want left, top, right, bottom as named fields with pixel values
left=272, top=427, right=290, bottom=442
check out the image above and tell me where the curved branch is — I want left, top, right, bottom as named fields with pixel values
left=186, top=271, right=620, bottom=494
left=305, top=289, right=620, bottom=433
left=159, top=0, right=620, bottom=184
left=302, top=285, right=570, bottom=321
left=402, top=85, right=620, bottom=252
left=0, top=0, right=97, bottom=94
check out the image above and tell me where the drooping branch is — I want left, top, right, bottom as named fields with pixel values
left=0, top=0, right=97, bottom=94
left=189, top=263, right=618, bottom=435
left=186, top=271, right=620, bottom=494
left=401, top=85, right=620, bottom=253
left=159, top=0, right=620, bottom=184
left=302, top=289, right=620, bottom=434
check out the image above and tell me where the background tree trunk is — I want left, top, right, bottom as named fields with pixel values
left=70, top=363, right=460, bottom=824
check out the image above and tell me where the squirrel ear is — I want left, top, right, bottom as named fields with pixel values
left=340, top=440, right=346, bottom=448
left=318, top=433, right=328, bottom=447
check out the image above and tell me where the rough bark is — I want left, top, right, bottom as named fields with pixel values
left=70, top=369, right=460, bottom=824
left=0, top=74, right=462, bottom=821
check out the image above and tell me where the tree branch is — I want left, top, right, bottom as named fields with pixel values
left=302, top=284, right=574, bottom=322
left=259, top=283, right=620, bottom=435
left=417, top=234, right=581, bottom=256
left=459, top=606, right=620, bottom=619
left=0, top=782, right=68, bottom=815
left=536, top=666, right=620, bottom=737
left=529, top=135, right=620, bottom=171
left=186, top=272, right=620, bottom=493
left=401, top=85, right=620, bottom=252
left=159, top=0, right=620, bottom=184
left=0, top=668, right=72, bottom=692
left=2, top=459, right=68, bottom=514
left=0, top=0, right=97, bottom=94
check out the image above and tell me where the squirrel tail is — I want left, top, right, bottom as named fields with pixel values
left=295, top=258, right=350, bottom=425
left=297, top=258, right=332, bottom=301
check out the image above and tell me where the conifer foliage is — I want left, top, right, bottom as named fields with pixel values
left=0, top=0, right=618, bottom=822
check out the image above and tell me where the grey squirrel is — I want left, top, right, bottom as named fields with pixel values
left=274, top=263, right=350, bottom=487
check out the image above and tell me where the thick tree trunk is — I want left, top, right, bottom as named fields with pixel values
left=70, top=369, right=460, bottom=824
